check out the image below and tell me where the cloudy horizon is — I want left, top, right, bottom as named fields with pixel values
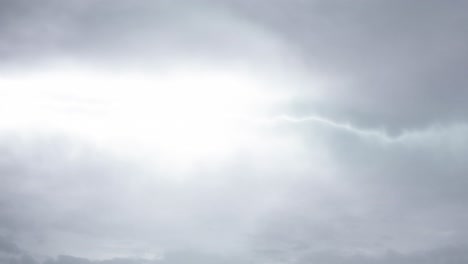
left=2, top=1, right=468, bottom=263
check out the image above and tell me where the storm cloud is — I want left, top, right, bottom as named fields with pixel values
left=1, top=1, right=468, bottom=263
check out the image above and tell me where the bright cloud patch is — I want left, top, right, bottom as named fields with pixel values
left=0, top=65, right=291, bottom=168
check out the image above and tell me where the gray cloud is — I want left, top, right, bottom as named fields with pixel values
left=251, top=118, right=468, bottom=257
left=1, top=0, right=468, bottom=263
left=0, top=0, right=295, bottom=73
left=225, top=0, right=468, bottom=132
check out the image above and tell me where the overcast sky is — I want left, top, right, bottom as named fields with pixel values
left=1, top=1, right=468, bottom=263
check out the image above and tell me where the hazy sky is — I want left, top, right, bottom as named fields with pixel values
left=2, top=1, right=468, bottom=263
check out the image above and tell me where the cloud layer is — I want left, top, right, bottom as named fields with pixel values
left=1, top=0, right=468, bottom=263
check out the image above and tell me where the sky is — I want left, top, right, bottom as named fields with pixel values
left=1, top=0, right=468, bottom=263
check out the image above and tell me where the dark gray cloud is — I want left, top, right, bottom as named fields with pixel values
left=1, top=0, right=468, bottom=263
left=250, top=120, right=468, bottom=261
left=224, top=0, right=468, bottom=132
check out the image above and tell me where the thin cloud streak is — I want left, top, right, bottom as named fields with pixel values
left=274, top=114, right=468, bottom=144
